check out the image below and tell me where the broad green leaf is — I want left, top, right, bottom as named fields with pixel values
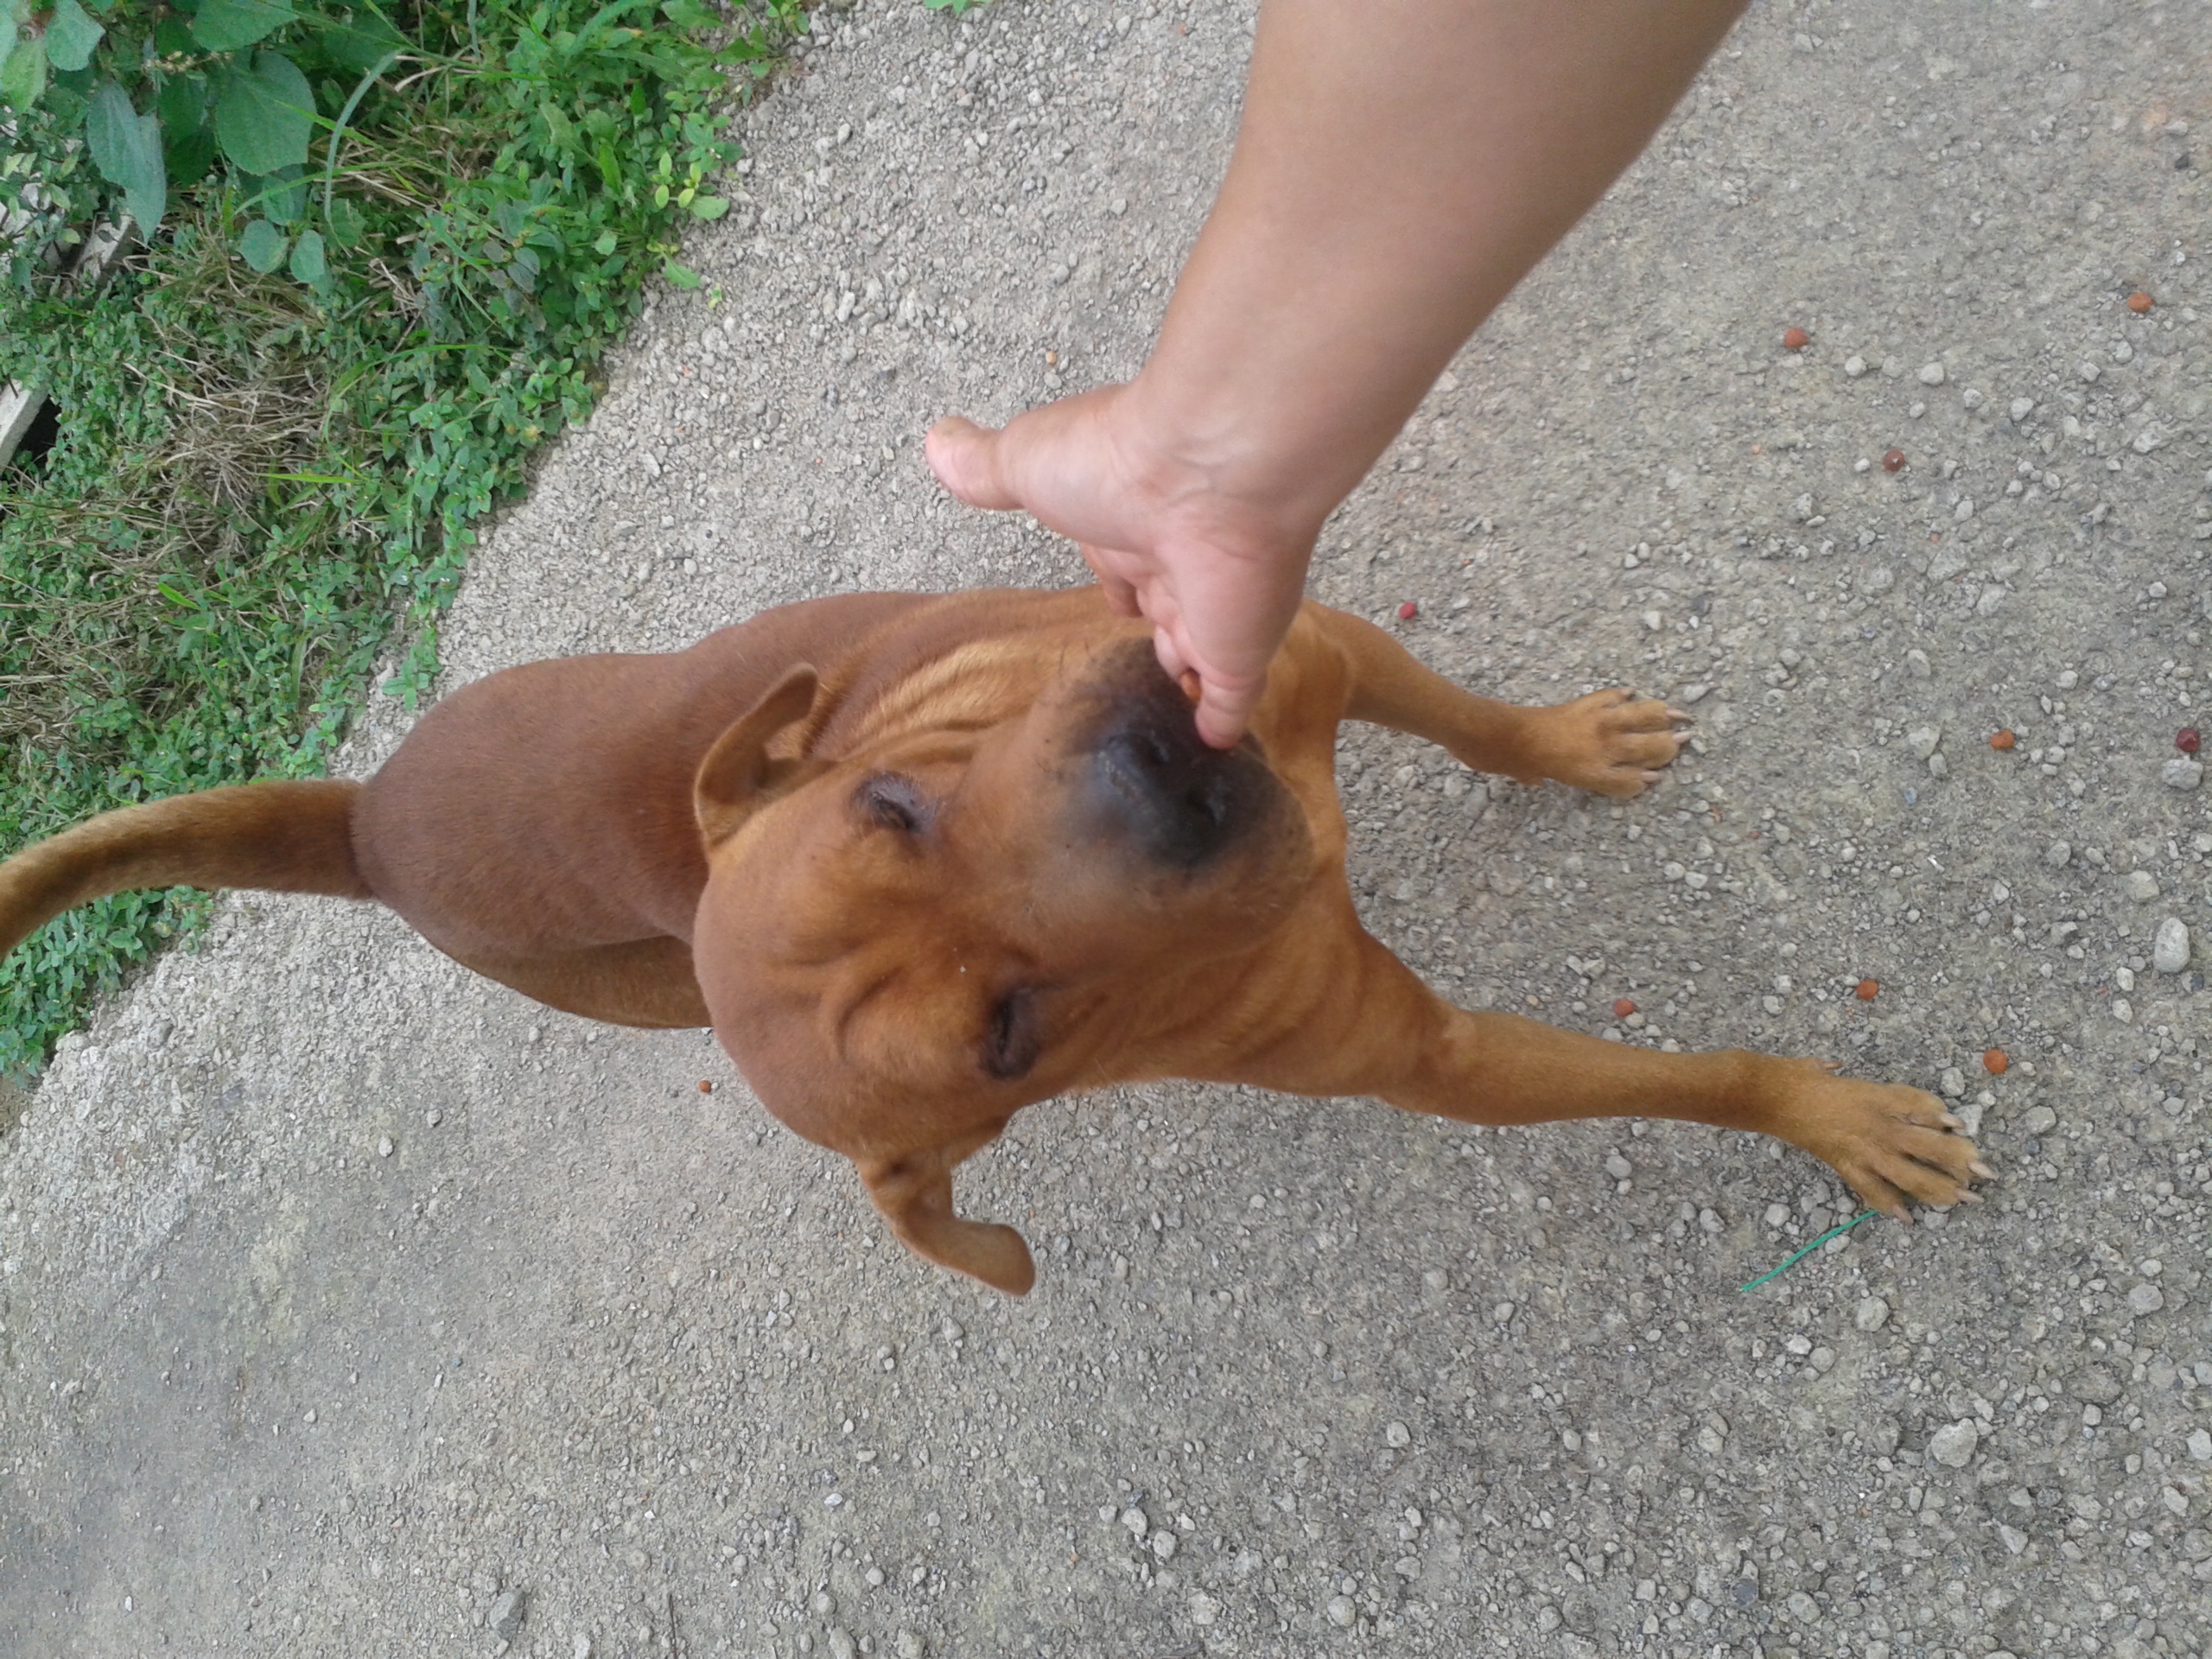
left=288, top=227, right=326, bottom=283
left=46, top=0, right=106, bottom=73
left=325, top=194, right=365, bottom=247
left=689, top=194, right=728, bottom=219
left=156, top=72, right=209, bottom=136
left=319, top=10, right=405, bottom=72
left=214, top=51, right=313, bottom=174
left=86, top=80, right=168, bottom=230
left=664, top=258, right=701, bottom=289
left=237, top=218, right=289, bottom=271
left=592, top=229, right=617, bottom=255
left=164, top=124, right=217, bottom=187
left=189, top=0, right=296, bottom=54
left=0, top=32, right=46, bottom=111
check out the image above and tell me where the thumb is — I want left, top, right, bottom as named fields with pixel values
left=1190, top=664, right=1268, bottom=750
left=925, top=416, right=1022, bottom=511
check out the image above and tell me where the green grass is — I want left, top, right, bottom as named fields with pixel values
left=0, top=0, right=804, bottom=1079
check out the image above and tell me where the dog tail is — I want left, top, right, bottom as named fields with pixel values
left=0, top=780, right=371, bottom=963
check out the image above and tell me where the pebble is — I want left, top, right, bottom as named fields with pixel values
left=1120, top=1507, right=1149, bottom=1539
left=378, top=1135, right=394, bottom=1159
left=1882, top=448, right=1907, bottom=473
left=1990, top=729, right=2015, bottom=750
left=1906, top=726, right=1942, bottom=760
left=1929, top=1420, right=1979, bottom=1469
left=2128, top=1284, right=2165, bottom=1315
left=2126, top=289, right=2154, bottom=313
left=1384, top=1421, right=1412, bottom=1448
left=2043, top=839, right=2071, bottom=868
left=1189, top=1592, right=1220, bottom=1627
left=2162, top=758, right=2204, bottom=791
left=1783, top=327, right=1810, bottom=351
left=1493, top=1301, right=1516, bottom=1323
left=2080, top=360, right=2102, bottom=383
left=2152, top=918, right=2191, bottom=975
left=1917, top=361, right=1947, bottom=386
left=2190, top=1429, right=2212, bottom=1462
left=1326, top=1596, right=1358, bottom=1629
left=1397, top=600, right=1419, bottom=621
left=2009, top=397, right=2037, bottom=422
left=895, top=1632, right=925, bottom=1659
left=2024, top=1105, right=2058, bottom=1134
left=2126, top=870, right=2159, bottom=902
left=573, top=1637, right=593, bottom=1659
left=1906, top=648, right=1931, bottom=678
left=1844, top=354, right=1867, bottom=378
left=1984, top=1049, right=2009, bottom=1076
left=487, top=1590, right=525, bottom=1641
left=2177, top=728, right=2202, bottom=754
left=2113, top=998, right=2134, bottom=1024
left=1854, top=1295, right=1891, bottom=1332
left=1939, top=1067, right=1967, bottom=1099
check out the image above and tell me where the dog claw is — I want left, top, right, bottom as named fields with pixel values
left=1666, top=709, right=1696, bottom=725
left=1941, top=1113, right=1964, bottom=1131
left=1970, top=1159, right=1995, bottom=1179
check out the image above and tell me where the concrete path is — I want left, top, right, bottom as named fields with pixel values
left=4, top=1, right=2210, bottom=1655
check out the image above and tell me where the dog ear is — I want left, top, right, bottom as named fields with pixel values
left=858, top=1142, right=1038, bottom=1296
left=694, top=665, right=821, bottom=846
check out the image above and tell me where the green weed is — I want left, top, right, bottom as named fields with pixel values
left=0, top=0, right=804, bottom=1078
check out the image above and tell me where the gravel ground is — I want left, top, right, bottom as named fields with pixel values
left=6, top=0, right=2212, bottom=1655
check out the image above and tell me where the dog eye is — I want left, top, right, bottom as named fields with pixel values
left=982, top=988, right=1042, bottom=1081
left=855, top=772, right=931, bottom=833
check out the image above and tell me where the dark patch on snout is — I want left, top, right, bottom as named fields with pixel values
left=1070, top=643, right=1283, bottom=869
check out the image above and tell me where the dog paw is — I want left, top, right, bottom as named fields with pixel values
left=1528, top=689, right=1692, bottom=798
left=1777, top=1059, right=1991, bottom=1220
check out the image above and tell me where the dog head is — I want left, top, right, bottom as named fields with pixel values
left=690, top=634, right=1314, bottom=1292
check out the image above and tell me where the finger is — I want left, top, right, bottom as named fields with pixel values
left=1081, top=545, right=1142, bottom=617
left=1192, top=668, right=1267, bottom=750
left=925, top=416, right=1022, bottom=512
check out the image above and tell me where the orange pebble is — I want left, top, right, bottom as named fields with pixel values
left=1612, top=998, right=1637, bottom=1019
left=1983, top=1048, right=2009, bottom=1075
left=1881, top=448, right=1907, bottom=473
left=698, top=1079, right=714, bottom=1094
left=1855, top=979, right=1878, bottom=1001
left=1783, top=326, right=1810, bottom=351
left=1989, top=729, right=2016, bottom=750
left=2126, top=290, right=2153, bottom=314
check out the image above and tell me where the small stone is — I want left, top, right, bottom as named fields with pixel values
left=1939, top=1068, right=1967, bottom=1099
left=425, top=1108, right=442, bottom=1128
left=2152, top=918, right=2190, bottom=974
left=2126, top=289, right=2154, bottom=313
left=1961, top=388, right=1984, bottom=410
left=1678, top=683, right=1710, bottom=703
left=487, top=1590, right=525, bottom=1641
left=1882, top=448, right=1907, bottom=472
left=2179, top=728, right=2202, bottom=753
left=1150, top=1529, right=1178, bottom=1560
left=1326, top=1596, right=1357, bottom=1629
left=1855, top=1296, right=1891, bottom=1332
left=1491, top=1301, right=1516, bottom=1323
left=1120, top=1507, right=1149, bottom=1539
left=1905, top=648, right=1930, bottom=679
left=2009, top=397, right=2037, bottom=422
left=2024, top=1105, right=2057, bottom=1134
left=378, top=1135, right=394, bottom=1159
left=1954, top=497, right=1976, bottom=521
left=1383, top=1421, right=1412, bottom=1448
left=2079, top=360, right=2101, bottom=383
left=2128, top=1283, right=2166, bottom=1315
left=895, top=1632, right=926, bottom=1659
left=1397, top=600, right=1419, bottom=621
left=1929, top=1421, right=1979, bottom=1468
left=2113, top=997, right=2134, bottom=1024
left=2044, top=840, right=2071, bottom=868
left=2188, top=1428, right=2212, bottom=1461
left=2126, top=870, right=2159, bottom=902
left=811, top=1591, right=836, bottom=1618
left=1844, top=354, right=1867, bottom=378
left=1984, top=1049, right=2009, bottom=1076
left=1783, top=327, right=1810, bottom=351
left=2162, top=758, right=2204, bottom=791
left=1917, top=361, right=1947, bottom=386
left=1189, top=1592, right=1220, bottom=1626
left=1907, top=726, right=1942, bottom=760
left=574, top=1637, right=594, bottom=1659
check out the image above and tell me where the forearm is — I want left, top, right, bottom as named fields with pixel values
left=1128, top=0, right=1751, bottom=535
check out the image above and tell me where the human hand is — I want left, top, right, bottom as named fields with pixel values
left=926, top=385, right=1315, bottom=749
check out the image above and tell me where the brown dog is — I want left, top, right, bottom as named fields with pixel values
left=0, top=588, right=1986, bottom=1291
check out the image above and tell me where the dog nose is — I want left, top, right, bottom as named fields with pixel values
left=1090, top=704, right=1248, bottom=867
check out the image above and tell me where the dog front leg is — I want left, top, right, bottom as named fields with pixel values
left=1234, top=930, right=1987, bottom=1221
left=856, top=1124, right=1036, bottom=1295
